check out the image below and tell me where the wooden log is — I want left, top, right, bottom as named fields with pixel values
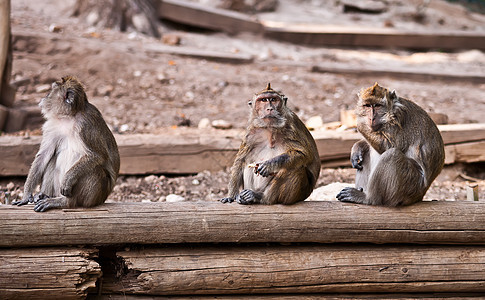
left=2, top=201, right=485, bottom=247
left=90, top=294, right=485, bottom=299
left=263, top=23, right=485, bottom=50
left=102, top=245, right=485, bottom=295
left=159, top=0, right=263, bottom=34
left=0, top=247, right=101, bottom=299
left=311, top=63, right=485, bottom=84
left=1, top=124, right=484, bottom=176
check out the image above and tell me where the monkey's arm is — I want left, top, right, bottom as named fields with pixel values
left=14, top=144, right=56, bottom=205
left=221, top=142, right=250, bottom=203
left=256, top=147, right=309, bottom=177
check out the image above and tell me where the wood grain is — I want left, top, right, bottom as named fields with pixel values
left=102, top=245, right=485, bottom=295
left=0, top=247, right=100, bottom=299
left=2, top=201, right=485, bottom=247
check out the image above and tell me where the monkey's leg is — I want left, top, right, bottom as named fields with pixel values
left=351, top=140, right=372, bottom=191
left=367, top=148, right=425, bottom=206
left=69, top=166, right=111, bottom=208
left=262, top=168, right=312, bottom=205
left=34, top=196, right=69, bottom=212
left=236, top=189, right=263, bottom=205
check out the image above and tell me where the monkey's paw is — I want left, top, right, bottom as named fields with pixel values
left=33, top=199, right=55, bottom=212
left=12, top=194, right=34, bottom=206
left=350, top=153, right=364, bottom=170
left=336, top=187, right=366, bottom=204
left=256, top=161, right=274, bottom=177
left=220, top=197, right=234, bottom=203
left=236, top=189, right=258, bottom=205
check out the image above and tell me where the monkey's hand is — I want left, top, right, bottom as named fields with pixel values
left=220, top=197, right=235, bottom=203
left=350, top=151, right=364, bottom=171
left=255, top=160, right=277, bottom=177
left=12, top=193, right=34, bottom=206
left=336, top=187, right=366, bottom=204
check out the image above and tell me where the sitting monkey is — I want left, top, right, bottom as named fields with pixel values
left=221, top=83, right=321, bottom=205
left=337, top=83, right=445, bottom=206
left=13, top=76, right=120, bottom=212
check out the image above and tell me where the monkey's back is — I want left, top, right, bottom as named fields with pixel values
left=391, top=97, right=445, bottom=188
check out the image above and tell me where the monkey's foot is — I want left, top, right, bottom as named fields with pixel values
left=336, top=187, right=366, bottom=204
left=236, top=189, right=260, bottom=205
left=220, top=197, right=234, bottom=203
left=33, top=198, right=58, bottom=212
left=12, top=194, right=34, bottom=206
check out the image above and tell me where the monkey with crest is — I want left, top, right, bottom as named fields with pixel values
left=221, top=83, right=321, bottom=205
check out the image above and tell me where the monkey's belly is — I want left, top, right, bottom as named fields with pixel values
left=243, top=167, right=272, bottom=192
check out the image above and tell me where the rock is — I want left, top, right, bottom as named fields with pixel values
left=162, top=34, right=181, bottom=46
left=35, top=84, right=51, bottom=93
left=119, top=124, right=130, bottom=132
left=307, top=182, right=352, bottom=201
left=48, top=24, right=62, bottom=33
left=192, top=179, right=200, bottom=185
left=96, top=84, right=114, bottom=96
left=166, top=194, right=185, bottom=202
left=198, top=118, right=211, bottom=129
left=305, top=116, right=323, bottom=130
left=340, top=109, right=357, bottom=128
left=144, top=175, right=158, bottom=183
left=212, top=119, right=232, bottom=130
left=6, top=182, right=15, bottom=191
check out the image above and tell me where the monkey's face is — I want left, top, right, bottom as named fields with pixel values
left=357, top=83, right=396, bottom=132
left=250, top=93, right=285, bottom=128
left=40, top=77, right=85, bottom=118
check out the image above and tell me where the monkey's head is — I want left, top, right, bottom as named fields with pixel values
left=357, top=82, right=400, bottom=132
left=40, top=76, right=87, bottom=119
left=248, top=83, right=288, bottom=128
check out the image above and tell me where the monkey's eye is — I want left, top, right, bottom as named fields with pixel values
left=260, top=98, right=268, bottom=102
left=65, top=90, right=74, bottom=104
left=364, top=104, right=372, bottom=108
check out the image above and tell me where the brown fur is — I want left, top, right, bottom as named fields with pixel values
left=337, top=83, right=445, bottom=206
left=221, top=83, right=321, bottom=205
left=13, top=76, right=120, bottom=212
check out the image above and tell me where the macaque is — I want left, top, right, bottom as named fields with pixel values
left=13, top=76, right=120, bottom=212
left=221, top=83, right=321, bottom=205
left=337, top=83, right=445, bottom=206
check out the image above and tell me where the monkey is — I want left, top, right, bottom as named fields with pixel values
left=336, top=82, right=445, bottom=206
left=221, top=83, right=321, bottom=205
left=12, top=76, right=120, bottom=212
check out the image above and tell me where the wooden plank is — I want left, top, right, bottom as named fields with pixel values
left=90, top=294, right=485, bottom=299
left=158, top=0, right=263, bottom=34
left=102, top=245, right=485, bottom=295
left=263, top=23, right=485, bottom=50
left=0, top=247, right=101, bottom=299
left=312, top=63, right=485, bottom=84
left=2, top=201, right=485, bottom=247
left=1, top=124, right=484, bottom=176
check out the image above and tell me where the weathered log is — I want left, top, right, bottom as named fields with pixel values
left=0, top=247, right=101, bottom=299
left=263, top=24, right=485, bottom=50
left=2, top=201, right=485, bottom=247
left=1, top=124, right=484, bottom=176
left=159, top=0, right=263, bottom=34
left=101, top=245, right=485, bottom=295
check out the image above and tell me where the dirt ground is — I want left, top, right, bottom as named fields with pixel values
left=1, top=0, right=485, bottom=205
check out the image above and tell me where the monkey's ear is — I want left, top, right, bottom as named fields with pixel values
left=390, top=90, right=397, bottom=101
left=248, top=100, right=253, bottom=106
left=65, top=90, right=75, bottom=105
left=282, top=96, right=288, bottom=106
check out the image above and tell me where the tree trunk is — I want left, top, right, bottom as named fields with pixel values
left=0, top=0, right=14, bottom=112
left=72, top=0, right=161, bottom=37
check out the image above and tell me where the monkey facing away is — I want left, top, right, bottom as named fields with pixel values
left=221, top=83, right=321, bottom=205
left=13, top=76, right=120, bottom=212
left=336, top=83, right=445, bottom=206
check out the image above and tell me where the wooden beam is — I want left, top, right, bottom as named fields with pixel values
left=312, top=63, right=485, bottom=84
left=0, top=248, right=101, bottom=299
left=1, top=124, right=484, bottom=176
left=263, top=23, right=485, bottom=50
left=2, top=201, right=485, bottom=247
left=102, top=245, right=485, bottom=295
left=158, top=0, right=263, bottom=34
